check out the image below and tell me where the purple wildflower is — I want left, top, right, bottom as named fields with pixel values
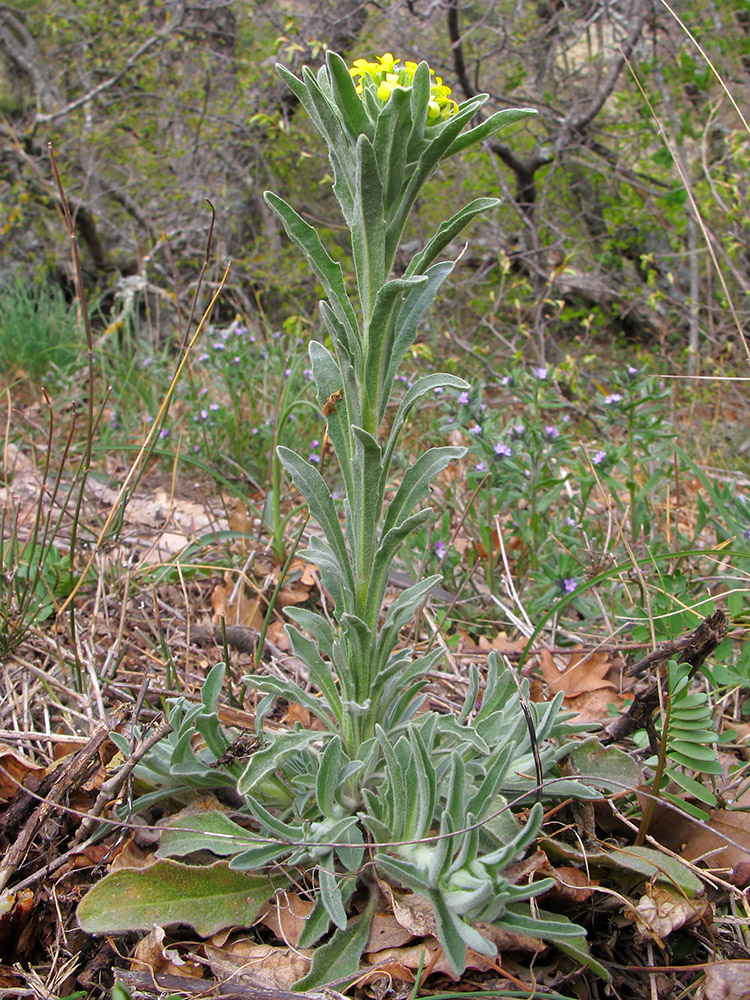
left=494, top=442, right=512, bottom=457
left=458, top=391, right=470, bottom=405
left=197, top=353, right=210, bottom=362
left=544, top=425, right=559, bottom=439
left=604, top=393, right=623, bottom=405
left=469, top=424, right=482, bottom=437
left=593, top=450, right=606, bottom=465
left=534, top=366, right=548, bottom=380
left=212, top=342, right=225, bottom=351
left=476, top=461, right=486, bottom=472
left=435, top=541, right=447, bottom=560
left=562, top=578, right=577, bottom=593
left=209, top=402, right=220, bottom=412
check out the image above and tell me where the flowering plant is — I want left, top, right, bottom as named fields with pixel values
left=81, top=52, right=612, bottom=986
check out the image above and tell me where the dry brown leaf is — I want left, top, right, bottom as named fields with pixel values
left=540, top=647, right=616, bottom=700
left=229, top=499, right=254, bottom=537
left=276, top=583, right=310, bottom=608
left=110, top=836, right=156, bottom=872
left=477, top=632, right=527, bottom=653
left=704, top=960, right=750, bottom=1000
left=282, top=703, right=312, bottom=728
left=664, top=795, right=750, bottom=872
left=0, top=744, right=46, bottom=800
left=132, top=925, right=203, bottom=980
left=364, top=938, right=468, bottom=980
left=211, top=571, right=263, bottom=629
left=629, top=885, right=712, bottom=944
left=545, top=865, right=596, bottom=904
left=365, top=911, right=414, bottom=954
left=257, top=892, right=313, bottom=948
left=204, top=940, right=311, bottom=991
left=565, top=686, right=624, bottom=725
left=265, top=619, right=290, bottom=651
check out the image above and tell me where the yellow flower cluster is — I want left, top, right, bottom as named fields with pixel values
left=348, top=53, right=458, bottom=123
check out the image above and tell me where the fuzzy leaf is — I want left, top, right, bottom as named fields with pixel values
left=157, top=810, right=260, bottom=859
left=294, top=897, right=375, bottom=991
left=77, top=861, right=281, bottom=935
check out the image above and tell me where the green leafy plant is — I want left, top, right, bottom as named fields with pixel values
left=636, top=658, right=722, bottom=843
left=79, top=50, right=625, bottom=985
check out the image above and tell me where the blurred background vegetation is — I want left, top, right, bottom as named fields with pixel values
left=2, top=0, right=749, bottom=377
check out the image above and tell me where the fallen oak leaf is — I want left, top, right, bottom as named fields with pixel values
left=541, top=647, right=617, bottom=700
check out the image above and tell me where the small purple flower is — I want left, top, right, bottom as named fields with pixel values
left=159, top=427, right=170, bottom=439
left=743, top=527, right=750, bottom=540
left=248, top=334, right=256, bottom=343
left=627, top=365, right=638, bottom=377
left=494, top=442, right=512, bottom=458
left=110, top=412, right=119, bottom=429
left=566, top=516, right=577, bottom=527
left=212, top=342, right=225, bottom=351
left=458, top=391, right=470, bottom=405
left=209, top=402, right=220, bottom=412
left=200, top=409, right=209, bottom=421
left=197, top=353, right=210, bottom=362
left=544, top=425, right=559, bottom=439
left=534, top=366, right=548, bottom=380
left=435, top=541, right=447, bottom=560
left=193, top=444, right=201, bottom=453
left=562, top=578, right=577, bottom=593
left=311, top=439, right=319, bottom=448
left=475, top=461, right=486, bottom=472
left=231, top=355, right=241, bottom=365
left=469, top=424, right=482, bottom=437
left=284, top=367, right=292, bottom=377
left=604, top=393, right=623, bottom=405
left=142, top=356, right=152, bottom=368
left=512, top=424, right=525, bottom=437
left=199, top=387, right=209, bottom=397
left=500, top=375, right=511, bottom=386
left=593, top=450, right=606, bottom=465
left=433, top=387, right=444, bottom=395
left=309, top=451, right=321, bottom=463
left=251, top=427, right=258, bottom=435
left=303, top=368, right=313, bottom=380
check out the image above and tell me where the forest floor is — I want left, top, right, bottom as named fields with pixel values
left=2, top=336, right=750, bottom=1000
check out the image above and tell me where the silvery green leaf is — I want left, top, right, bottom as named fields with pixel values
left=350, top=425, right=384, bottom=575
left=406, top=197, right=501, bottom=277
left=284, top=623, right=343, bottom=719
left=375, top=575, right=440, bottom=665
left=457, top=663, right=480, bottom=725
left=264, top=193, right=359, bottom=343
left=284, top=607, right=335, bottom=658
left=294, top=897, right=375, bottom=992
left=195, top=713, right=232, bottom=763
left=201, top=662, right=225, bottom=713
left=382, top=446, right=465, bottom=536
left=427, top=888, right=473, bottom=973
left=411, top=725, right=436, bottom=839
left=301, top=535, right=352, bottom=612
left=157, top=811, right=259, bottom=860
left=352, top=134, right=385, bottom=323
left=444, top=107, right=538, bottom=160
left=373, top=84, right=416, bottom=216
left=316, top=736, right=343, bottom=818
left=318, top=863, right=348, bottom=929
left=383, top=373, right=468, bottom=471
left=327, top=52, right=373, bottom=141
left=502, top=903, right=589, bottom=939
left=228, top=842, right=294, bottom=870
left=237, top=730, right=324, bottom=797
left=367, top=510, right=432, bottom=630
left=247, top=672, right=336, bottom=731
left=276, top=447, right=354, bottom=595
left=380, top=262, right=455, bottom=422
left=340, top=613, right=374, bottom=691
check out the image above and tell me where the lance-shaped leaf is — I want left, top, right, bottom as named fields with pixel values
left=364, top=274, right=426, bottom=427
left=340, top=612, right=375, bottom=697
left=352, top=134, right=386, bottom=323
left=237, top=729, right=324, bottom=797
left=285, top=607, right=335, bottom=658
left=316, top=735, right=343, bottom=819
left=405, top=197, right=501, bottom=277
left=248, top=672, right=336, bottom=731
left=294, top=897, right=376, bottom=991
left=383, top=446, right=465, bottom=537
left=300, top=535, right=352, bottom=612
left=284, top=623, right=343, bottom=722
left=264, top=193, right=360, bottom=345
left=375, top=575, right=441, bottom=666
left=327, top=50, right=373, bottom=143
left=157, top=810, right=263, bottom=859
left=276, top=447, right=354, bottom=595
left=444, top=107, right=538, bottom=160
left=350, top=425, right=384, bottom=582
left=373, top=85, right=415, bottom=218
left=366, top=510, right=432, bottom=627
left=380, top=262, right=455, bottom=424
left=383, top=373, right=469, bottom=473
left=384, top=95, right=487, bottom=262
